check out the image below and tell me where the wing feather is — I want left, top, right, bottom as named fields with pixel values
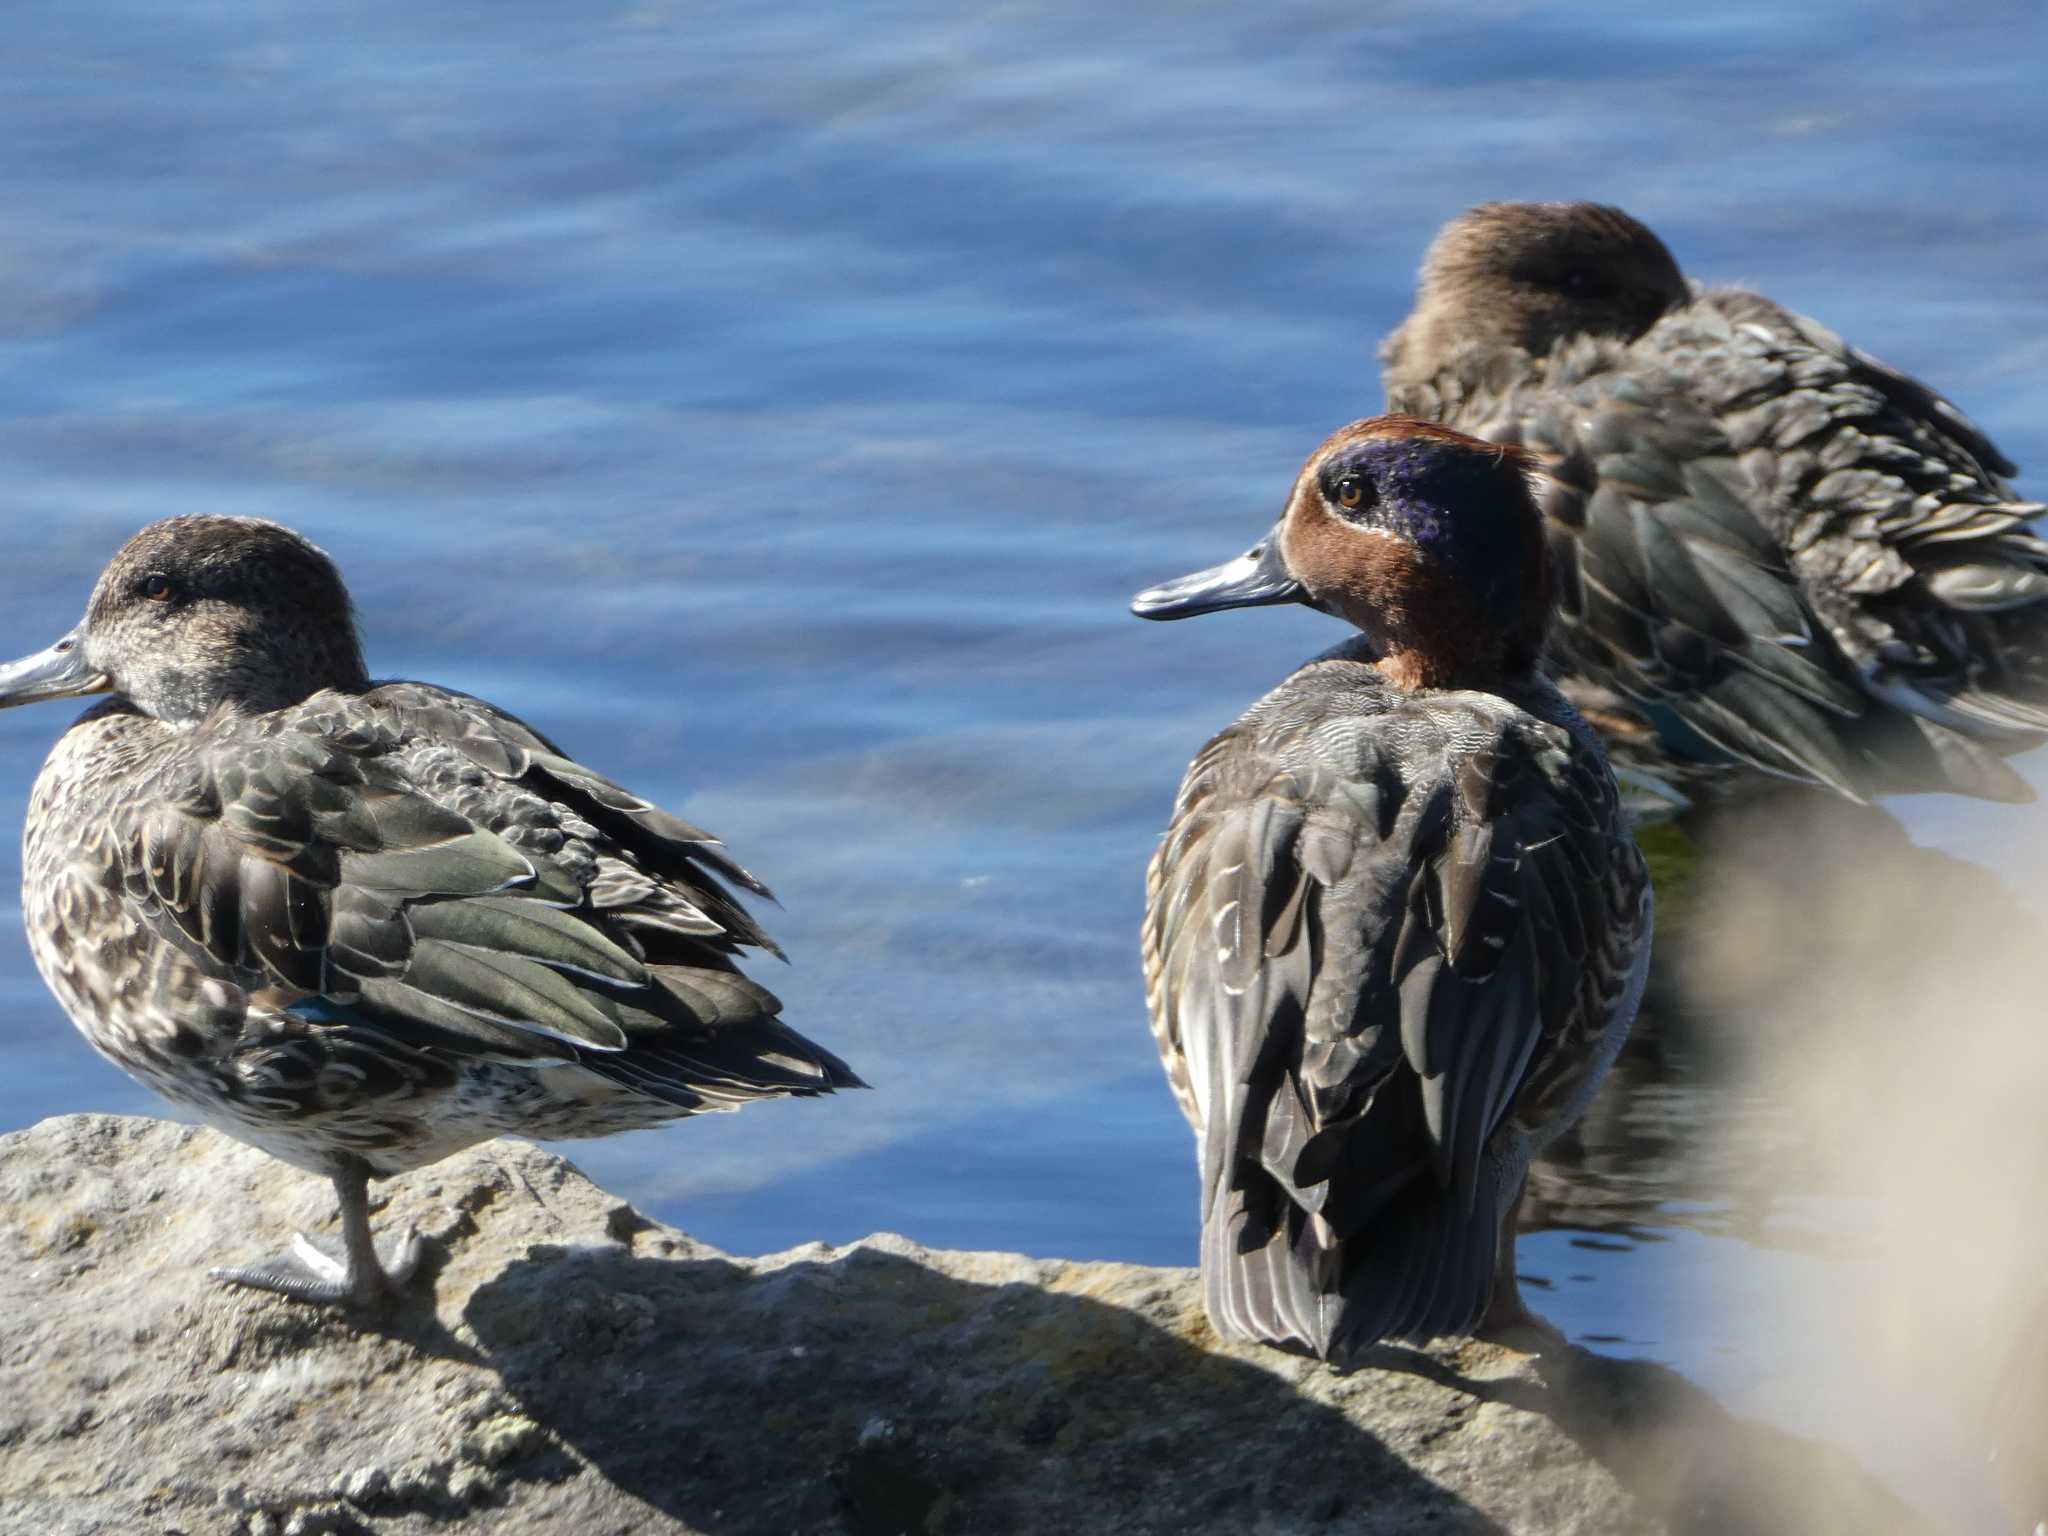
left=1392, top=290, right=2048, bottom=798
left=116, top=684, right=858, bottom=1127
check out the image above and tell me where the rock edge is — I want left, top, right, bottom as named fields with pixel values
left=0, top=1114, right=1929, bottom=1535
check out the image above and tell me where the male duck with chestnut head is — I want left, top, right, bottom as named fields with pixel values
left=1134, top=416, right=1651, bottom=1357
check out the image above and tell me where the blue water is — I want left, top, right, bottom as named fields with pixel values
left=2, top=2, right=2044, bottom=1526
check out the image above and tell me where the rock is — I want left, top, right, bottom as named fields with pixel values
left=0, top=1114, right=1928, bottom=1535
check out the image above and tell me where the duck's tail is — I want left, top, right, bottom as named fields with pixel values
left=583, top=1004, right=867, bottom=1112
left=1823, top=490, right=2048, bottom=798
left=1201, top=1168, right=1501, bottom=1365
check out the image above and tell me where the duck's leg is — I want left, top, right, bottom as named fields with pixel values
left=209, top=1159, right=423, bottom=1307
left=1474, top=1187, right=1563, bottom=1349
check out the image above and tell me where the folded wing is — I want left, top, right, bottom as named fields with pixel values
left=1145, top=700, right=1646, bottom=1356
left=122, top=683, right=858, bottom=1125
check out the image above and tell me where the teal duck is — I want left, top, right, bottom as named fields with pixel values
left=0, top=516, right=861, bottom=1306
left=1381, top=200, right=2048, bottom=807
left=1132, top=417, right=1652, bottom=1356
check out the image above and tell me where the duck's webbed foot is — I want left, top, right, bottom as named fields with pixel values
left=211, top=1227, right=423, bottom=1306
left=209, top=1162, right=422, bottom=1308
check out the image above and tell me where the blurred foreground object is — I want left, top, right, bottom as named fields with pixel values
left=1680, top=789, right=2048, bottom=1530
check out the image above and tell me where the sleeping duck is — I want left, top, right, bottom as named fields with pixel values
left=1381, top=200, right=2048, bottom=808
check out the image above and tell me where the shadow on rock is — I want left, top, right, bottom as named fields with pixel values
left=464, top=1238, right=1511, bottom=1536
left=5, top=1119, right=1941, bottom=1535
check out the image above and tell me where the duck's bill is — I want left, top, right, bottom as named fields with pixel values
left=0, top=626, right=110, bottom=708
left=1131, top=528, right=1303, bottom=620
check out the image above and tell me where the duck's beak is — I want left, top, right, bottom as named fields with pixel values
left=0, top=625, right=110, bottom=708
left=1131, top=524, right=1304, bottom=620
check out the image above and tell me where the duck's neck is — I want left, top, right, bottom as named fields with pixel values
left=1371, top=639, right=1520, bottom=694
left=139, top=646, right=369, bottom=728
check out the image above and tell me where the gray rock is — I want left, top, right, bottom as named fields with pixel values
left=0, top=1115, right=1927, bottom=1535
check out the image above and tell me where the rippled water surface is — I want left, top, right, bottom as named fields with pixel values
left=3, top=3, right=2045, bottom=1526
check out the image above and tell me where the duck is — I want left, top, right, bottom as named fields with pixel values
left=0, top=515, right=861, bottom=1307
left=1379, top=200, right=2048, bottom=808
left=1132, top=415, right=1652, bottom=1357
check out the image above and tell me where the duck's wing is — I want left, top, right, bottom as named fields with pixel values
left=1389, top=317, right=2039, bottom=802
left=120, top=684, right=858, bottom=1126
left=1391, top=337, right=1881, bottom=797
left=1684, top=288, right=2048, bottom=744
left=1143, top=702, right=1650, bottom=1356
left=351, top=682, right=784, bottom=960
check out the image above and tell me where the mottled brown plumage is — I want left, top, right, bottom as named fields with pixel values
left=1382, top=200, right=2048, bottom=805
left=1133, top=419, right=1651, bottom=1358
left=0, top=516, right=861, bottom=1306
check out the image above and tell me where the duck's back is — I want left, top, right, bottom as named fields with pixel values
left=1143, top=645, right=1650, bottom=1357
left=22, top=681, right=855, bottom=1174
left=1387, top=289, right=2048, bottom=802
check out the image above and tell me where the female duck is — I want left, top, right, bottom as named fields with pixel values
left=1133, top=416, right=1651, bottom=1357
left=1381, top=200, right=2048, bottom=806
left=0, top=516, right=860, bottom=1307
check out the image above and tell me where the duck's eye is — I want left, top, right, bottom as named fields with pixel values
left=1335, top=476, right=1367, bottom=510
left=1560, top=270, right=1599, bottom=296
left=139, top=573, right=175, bottom=602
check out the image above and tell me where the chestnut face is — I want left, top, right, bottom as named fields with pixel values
left=1133, top=417, right=1550, bottom=687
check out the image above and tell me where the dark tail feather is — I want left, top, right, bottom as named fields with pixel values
left=1202, top=1173, right=1500, bottom=1365
left=1327, top=1177, right=1499, bottom=1358
left=1201, top=1184, right=1339, bottom=1357
left=584, top=1018, right=866, bottom=1112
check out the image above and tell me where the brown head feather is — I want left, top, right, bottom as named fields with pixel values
left=1380, top=201, right=1688, bottom=392
left=1279, top=417, right=1551, bottom=690
left=82, top=516, right=368, bottom=724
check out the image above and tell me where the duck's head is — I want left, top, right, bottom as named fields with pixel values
left=0, top=516, right=368, bottom=725
left=1380, top=201, right=1688, bottom=387
left=1132, top=416, right=1550, bottom=690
